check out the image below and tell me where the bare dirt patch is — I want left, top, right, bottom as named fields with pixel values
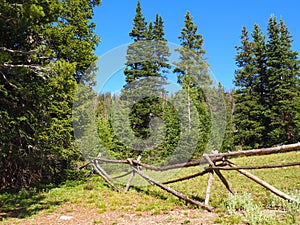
left=2, top=204, right=223, bottom=225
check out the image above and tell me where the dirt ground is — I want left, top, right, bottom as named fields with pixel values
left=2, top=205, right=225, bottom=225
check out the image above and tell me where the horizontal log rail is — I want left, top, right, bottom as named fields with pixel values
left=88, top=142, right=300, bottom=210
left=91, top=142, right=300, bottom=172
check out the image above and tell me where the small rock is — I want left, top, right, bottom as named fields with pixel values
left=59, top=215, right=73, bottom=220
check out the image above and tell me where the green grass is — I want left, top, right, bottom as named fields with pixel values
left=1, top=151, right=300, bottom=224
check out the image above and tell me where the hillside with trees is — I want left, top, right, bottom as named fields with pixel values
left=1, top=0, right=300, bottom=192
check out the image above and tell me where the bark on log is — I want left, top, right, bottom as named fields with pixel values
left=93, top=143, right=300, bottom=172
left=207, top=142, right=300, bottom=160
left=125, top=155, right=142, bottom=192
left=112, top=170, right=133, bottom=179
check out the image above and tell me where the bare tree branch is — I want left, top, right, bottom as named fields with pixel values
left=0, top=71, right=19, bottom=89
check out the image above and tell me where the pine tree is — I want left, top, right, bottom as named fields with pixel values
left=233, top=16, right=300, bottom=149
left=0, top=0, right=100, bottom=189
left=124, top=0, right=148, bottom=83
left=129, top=0, right=147, bottom=42
left=265, top=16, right=300, bottom=145
left=173, top=11, right=212, bottom=158
left=233, top=26, right=266, bottom=149
left=118, top=1, right=172, bottom=159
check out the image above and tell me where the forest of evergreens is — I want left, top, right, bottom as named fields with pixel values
left=1, top=0, right=299, bottom=190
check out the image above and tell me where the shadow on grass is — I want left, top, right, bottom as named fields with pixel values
left=0, top=187, right=63, bottom=221
left=132, top=185, right=206, bottom=206
left=132, top=186, right=169, bottom=201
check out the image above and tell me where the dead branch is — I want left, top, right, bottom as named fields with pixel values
left=2, top=63, right=49, bottom=71
left=0, top=47, right=34, bottom=55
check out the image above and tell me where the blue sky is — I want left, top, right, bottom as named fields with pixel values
left=92, top=0, right=300, bottom=92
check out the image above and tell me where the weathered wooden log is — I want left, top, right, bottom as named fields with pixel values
left=127, top=159, right=213, bottom=211
left=207, top=142, right=300, bottom=160
left=162, top=170, right=209, bottom=185
left=204, top=171, right=214, bottom=206
left=125, top=155, right=142, bottom=192
left=92, top=143, right=300, bottom=172
left=93, top=160, right=122, bottom=192
left=112, top=170, right=133, bottom=179
left=226, top=161, right=299, bottom=203
left=206, top=161, right=300, bottom=171
left=204, top=155, right=234, bottom=194
left=125, top=171, right=135, bottom=192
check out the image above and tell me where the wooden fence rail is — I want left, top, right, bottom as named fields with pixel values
left=86, top=142, right=300, bottom=211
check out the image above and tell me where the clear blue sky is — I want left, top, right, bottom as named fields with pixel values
left=92, top=0, right=300, bottom=92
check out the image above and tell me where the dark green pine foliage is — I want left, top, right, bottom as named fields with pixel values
left=111, top=1, right=174, bottom=161
left=220, top=89, right=236, bottom=152
left=234, top=16, right=300, bottom=149
left=0, top=0, right=100, bottom=190
left=265, top=17, right=300, bottom=145
left=128, top=0, right=147, bottom=42
left=233, top=26, right=266, bottom=149
left=173, top=11, right=212, bottom=158
left=124, top=0, right=148, bottom=83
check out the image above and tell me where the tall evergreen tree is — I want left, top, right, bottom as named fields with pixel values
left=234, top=16, right=300, bottom=149
left=129, top=0, right=147, bottom=42
left=114, top=1, right=173, bottom=160
left=233, top=26, right=266, bottom=149
left=0, top=0, right=100, bottom=189
left=265, top=16, right=300, bottom=145
left=173, top=11, right=212, bottom=157
left=124, top=0, right=148, bottom=83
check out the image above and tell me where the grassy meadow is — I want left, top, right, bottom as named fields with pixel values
left=1, top=151, right=300, bottom=224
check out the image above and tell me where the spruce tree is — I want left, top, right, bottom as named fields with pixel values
left=173, top=11, right=212, bottom=158
left=234, top=16, right=300, bottom=149
left=265, top=16, right=300, bottom=145
left=124, top=0, right=148, bottom=83
left=233, top=26, right=266, bottom=149
left=0, top=0, right=100, bottom=189
left=118, top=1, right=172, bottom=159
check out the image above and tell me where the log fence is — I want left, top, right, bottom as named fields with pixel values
left=87, top=142, right=300, bottom=211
